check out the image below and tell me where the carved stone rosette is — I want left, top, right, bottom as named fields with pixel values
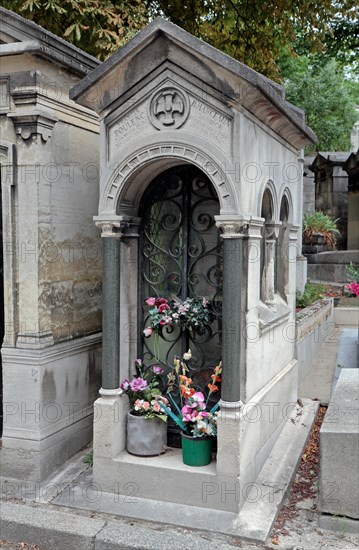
left=148, top=87, right=190, bottom=130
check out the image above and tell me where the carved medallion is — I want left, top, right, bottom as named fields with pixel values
left=149, top=87, right=189, bottom=130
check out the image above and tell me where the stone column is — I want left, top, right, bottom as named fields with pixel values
left=92, top=217, right=139, bottom=474
left=218, top=222, right=246, bottom=402
left=215, top=218, right=247, bottom=479
left=263, top=222, right=281, bottom=308
left=96, top=221, right=125, bottom=391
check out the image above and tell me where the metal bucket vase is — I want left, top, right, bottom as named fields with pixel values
left=126, top=412, right=167, bottom=456
left=181, top=432, right=213, bottom=466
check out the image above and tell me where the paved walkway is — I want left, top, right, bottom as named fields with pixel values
left=299, top=325, right=359, bottom=405
left=1, top=326, right=358, bottom=550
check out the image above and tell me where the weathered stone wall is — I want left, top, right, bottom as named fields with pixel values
left=0, top=55, right=101, bottom=346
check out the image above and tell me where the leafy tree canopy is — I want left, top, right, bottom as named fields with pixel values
left=2, top=0, right=357, bottom=81
left=280, top=56, right=358, bottom=151
left=2, top=0, right=358, bottom=152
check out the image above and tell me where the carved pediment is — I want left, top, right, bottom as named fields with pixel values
left=107, top=71, right=233, bottom=159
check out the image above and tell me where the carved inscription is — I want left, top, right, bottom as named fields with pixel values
left=112, top=107, right=150, bottom=145
left=188, top=98, right=231, bottom=145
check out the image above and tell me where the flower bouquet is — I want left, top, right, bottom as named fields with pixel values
left=120, top=359, right=169, bottom=421
left=120, top=360, right=170, bottom=456
left=159, top=350, right=222, bottom=465
left=143, top=295, right=214, bottom=337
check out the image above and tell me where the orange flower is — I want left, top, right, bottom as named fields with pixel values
left=180, top=386, right=195, bottom=398
left=179, top=375, right=192, bottom=384
left=211, top=373, right=221, bottom=383
left=207, top=383, right=219, bottom=393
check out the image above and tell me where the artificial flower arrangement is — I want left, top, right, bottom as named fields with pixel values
left=143, top=295, right=214, bottom=338
left=120, top=359, right=169, bottom=422
left=160, top=349, right=222, bottom=438
left=346, top=261, right=359, bottom=297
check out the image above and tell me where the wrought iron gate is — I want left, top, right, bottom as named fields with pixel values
left=138, top=165, right=222, bottom=394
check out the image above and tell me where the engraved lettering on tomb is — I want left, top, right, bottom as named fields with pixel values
left=113, top=107, right=150, bottom=145
left=188, top=98, right=231, bottom=145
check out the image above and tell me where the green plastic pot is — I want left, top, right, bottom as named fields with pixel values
left=181, top=432, right=213, bottom=466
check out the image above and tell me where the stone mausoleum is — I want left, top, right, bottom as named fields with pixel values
left=0, top=7, right=102, bottom=481
left=1, top=7, right=317, bottom=536
left=71, top=17, right=316, bottom=530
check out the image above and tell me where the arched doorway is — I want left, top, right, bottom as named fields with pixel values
left=138, top=165, right=222, bottom=438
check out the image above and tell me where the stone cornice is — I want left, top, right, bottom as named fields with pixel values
left=7, top=111, right=57, bottom=142
left=0, top=7, right=99, bottom=76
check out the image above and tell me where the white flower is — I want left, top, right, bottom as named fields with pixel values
left=183, top=349, right=192, bottom=361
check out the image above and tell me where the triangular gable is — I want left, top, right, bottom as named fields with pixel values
left=71, top=17, right=316, bottom=147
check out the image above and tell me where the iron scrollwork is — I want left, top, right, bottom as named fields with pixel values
left=138, top=165, right=222, bottom=404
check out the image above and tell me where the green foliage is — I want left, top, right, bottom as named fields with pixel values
left=2, top=0, right=357, bottom=81
left=1, top=0, right=148, bottom=60
left=347, top=261, right=359, bottom=283
left=296, top=282, right=326, bottom=308
left=282, top=57, right=358, bottom=151
left=303, top=211, right=340, bottom=248
left=83, top=444, right=93, bottom=466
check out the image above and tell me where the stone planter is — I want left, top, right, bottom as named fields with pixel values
left=181, top=432, right=213, bottom=466
left=126, top=412, right=167, bottom=456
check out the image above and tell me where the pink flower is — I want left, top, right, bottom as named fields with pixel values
left=120, top=379, right=129, bottom=391
left=160, top=315, right=172, bottom=325
left=188, top=392, right=206, bottom=410
left=159, top=396, right=169, bottom=406
left=143, top=327, right=153, bottom=337
left=129, top=377, right=147, bottom=392
left=346, top=282, right=359, bottom=296
left=151, top=365, right=164, bottom=374
left=152, top=402, right=161, bottom=412
left=155, top=297, right=168, bottom=307
left=158, top=303, right=170, bottom=313
left=146, top=297, right=156, bottom=306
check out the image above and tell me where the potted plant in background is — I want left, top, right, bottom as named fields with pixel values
left=120, top=360, right=170, bottom=456
left=302, top=211, right=340, bottom=250
left=160, top=350, right=222, bottom=466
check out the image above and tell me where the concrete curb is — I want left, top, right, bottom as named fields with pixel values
left=0, top=501, right=106, bottom=550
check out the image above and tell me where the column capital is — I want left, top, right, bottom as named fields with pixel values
left=215, top=215, right=248, bottom=238
left=265, top=220, right=282, bottom=239
left=247, top=217, right=264, bottom=239
left=94, top=215, right=141, bottom=238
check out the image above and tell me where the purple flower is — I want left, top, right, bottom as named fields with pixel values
left=120, top=379, right=130, bottom=391
left=151, top=365, right=164, bottom=375
left=129, top=377, right=148, bottom=392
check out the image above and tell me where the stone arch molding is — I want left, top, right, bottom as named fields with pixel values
left=100, top=143, right=239, bottom=216
left=278, top=186, right=294, bottom=223
left=258, top=179, right=278, bottom=220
